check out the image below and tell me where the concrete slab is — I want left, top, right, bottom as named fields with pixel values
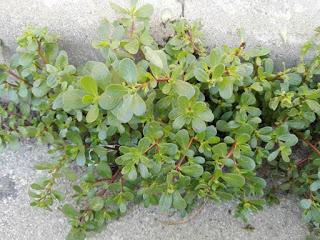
left=0, top=0, right=182, bottom=66
left=184, top=0, right=320, bottom=67
left=0, top=142, right=309, bottom=240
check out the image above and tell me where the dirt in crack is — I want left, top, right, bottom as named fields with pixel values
left=0, top=175, right=18, bottom=200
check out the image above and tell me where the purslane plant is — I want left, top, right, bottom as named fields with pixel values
left=1, top=1, right=320, bottom=239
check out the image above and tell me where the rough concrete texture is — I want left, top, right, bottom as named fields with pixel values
left=0, top=142, right=309, bottom=239
left=184, top=0, right=320, bottom=66
left=0, top=0, right=181, bottom=66
left=1, top=0, right=319, bottom=67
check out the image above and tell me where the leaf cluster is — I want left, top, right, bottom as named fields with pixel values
left=1, top=1, right=320, bottom=239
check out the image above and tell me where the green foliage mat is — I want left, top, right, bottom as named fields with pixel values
left=1, top=1, right=320, bottom=239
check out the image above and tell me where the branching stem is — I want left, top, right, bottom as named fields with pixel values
left=6, top=70, right=32, bottom=86
left=176, top=137, right=196, bottom=170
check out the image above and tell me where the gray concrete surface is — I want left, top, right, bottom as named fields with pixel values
left=1, top=0, right=319, bottom=66
left=0, top=0, right=182, bottom=66
left=0, top=142, right=309, bottom=240
left=185, top=0, right=320, bottom=67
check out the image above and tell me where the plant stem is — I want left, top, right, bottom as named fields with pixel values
left=210, top=142, right=236, bottom=181
left=226, top=142, right=236, bottom=159
left=302, top=139, right=320, bottom=157
left=37, top=40, right=49, bottom=65
left=144, top=142, right=158, bottom=154
left=158, top=199, right=207, bottom=225
left=176, top=137, right=195, bottom=170
left=296, top=154, right=311, bottom=168
left=95, top=168, right=122, bottom=196
left=6, top=70, right=32, bottom=86
left=235, top=42, right=246, bottom=56
left=156, top=76, right=171, bottom=82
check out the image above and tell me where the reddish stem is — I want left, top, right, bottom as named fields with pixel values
left=37, top=40, right=49, bottom=65
left=144, top=142, right=158, bottom=154
left=302, top=139, right=320, bottom=157
left=6, top=70, right=32, bottom=86
left=226, top=142, right=236, bottom=159
left=296, top=154, right=311, bottom=169
left=95, top=168, right=122, bottom=197
left=176, top=137, right=196, bottom=170
left=156, top=77, right=171, bottom=82
left=234, top=42, right=246, bottom=56
left=210, top=143, right=236, bottom=181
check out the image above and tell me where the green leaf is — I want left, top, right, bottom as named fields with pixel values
left=138, top=163, right=149, bottom=178
left=159, top=193, right=172, bottom=211
left=132, top=94, right=146, bottom=116
left=96, top=162, right=112, bottom=178
left=300, top=199, right=312, bottom=209
left=32, top=84, right=50, bottom=98
left=238, top=156, right=256, bottom=170
left=110, top=2, right=127, bottom=14
left=174, top=80, right=195, bottom=99
left=112, top=94, right=134, bottom=123
left=217, top=77, right=233, bottom=99
left=180, top=164, right=204, bottom=177
left=221, top=173, right=245, bottom=188
left=172, top=115, right=186, bottom=129
left=66, top=230, right=86, bottom=240
left=176, top=129, right=189, bottom=148
left=55, top=50, right=68, bottom=68
left=82, top=95, right=94, bottom=104
left=138, top=137, right=153, bottom=152
left=140, top=30, right=153, bottom=45
left=89, top=197, right=105, bottom=211
left=63, top=169, right=78, bottom=182
left=34, top=162, right=55, bottom=170
left=286, top=73, right=302, bottom=85
left=76, top=151, right=86, bottom=166
left=211, top=143, right=227, bottom=158
left=80, top=61, right=110, bottom=89
left=306, top=99, right=320, bottom=115
left=192, top=118, right=206, bottom=133
left=310, top=180, right=320, bottom=192
left=19, top=53, right=34, bottom=66
left=236, top=133, right=251, bottom=144
left=269, top=97, right=280, bottom=110
left=264, top=58, right=274, bottom=74
left=213, top=64, right=225, bottom=78
left=144, top=46, right=164, bottom=69
left=52, top=190, right=65, bottom=201
left=236, top=63, right=253, bottom=77
left=124, top=39, right=139, bottom=54
left=128, top=167, right=137, bottom=181
left=143, top=122, right=163, bottom=139
left=246, top=48, right=270, bottom=58
left=80, top=76, right=98, bottom=96
left=159, top=143, right=178, bottom=156
left=194, top=68, right=209, bottom=82
left=135, top=4, right=154, bottom=18
left=267, top=150, right=279, bottom=161
left=62, top=89, right=85, bottom=112
left=62, top=204, right=79, bottom=218
left=198, top=110, right=214, bottom=122
left=99, top=91, right=121, bottom=110
left=118, top=58, right=137, bottom=84
left=209, top=48, right=222, bottom=67
left=105, top=84, right=128, bottom=97
left=172, top=191, right=187, bottom=210
left=86, top=104, right=99, bottom=123
left=46, top=64, right=58, bottom=74
left=67, top=131, right=83, bottom=146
